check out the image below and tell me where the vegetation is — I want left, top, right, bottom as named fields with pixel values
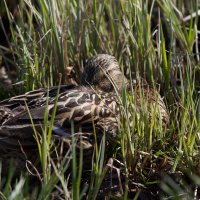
left=0, top=0, right=199, bottom=199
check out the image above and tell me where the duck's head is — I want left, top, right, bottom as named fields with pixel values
left=82, top=54, right=128, bottom=92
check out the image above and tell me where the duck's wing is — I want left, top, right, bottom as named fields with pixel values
left=0, top=84, right=76, bottom=107
left=2, top=87, right=118, bottom=124
left=0, top=85, right=77, bottom=124
left=0, top=87, right=119, bottom=149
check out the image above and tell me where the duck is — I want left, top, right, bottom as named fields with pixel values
left=0, top=54, right=129, bottom=138
left=0, top=54, right=169, bottom=175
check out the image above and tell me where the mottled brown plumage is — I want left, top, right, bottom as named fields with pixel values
left=0, top=54, right=169, bottom=176
left=0, top=86, right=119, bottom=137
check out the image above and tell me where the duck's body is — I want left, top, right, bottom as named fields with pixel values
left=0, top=54, right=169, bottom=176
left=0, top=85, right=120, bottom=149
left=0, top=85, right=117, bottom=125
left=0, top=84, right=120, bottom=176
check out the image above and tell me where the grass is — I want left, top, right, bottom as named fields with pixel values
left=0, top=0, right=199, bottom=199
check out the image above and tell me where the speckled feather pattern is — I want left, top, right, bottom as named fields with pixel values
left=0, top=54, right=169, bottom=152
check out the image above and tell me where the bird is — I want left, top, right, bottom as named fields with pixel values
left=0, top=54, right=169, bottom=176
left=0, top=54, right=124, bottom=175
left=0, top=54, right=129, bottom=145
